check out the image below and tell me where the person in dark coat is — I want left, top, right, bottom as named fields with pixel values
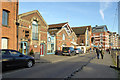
left=99, top=47, right=104, bottom=59
left=96, top=47, right=99, bottom=59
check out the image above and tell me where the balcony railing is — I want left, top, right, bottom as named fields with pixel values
left=32, top=32, right=38, bottom=40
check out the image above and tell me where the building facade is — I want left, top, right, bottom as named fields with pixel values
left=108, top=31, right=119, bottom=49
left=47, top=22, right=77, bottom=54
left=92, top=25, right=109, bottom=50
left=1, top=1, right=18, bottom=50
left=18, top=10, right=48, bottom=56
left=72, top=26, right=92, bottom=53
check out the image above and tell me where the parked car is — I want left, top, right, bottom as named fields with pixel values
left=1, top=49, right=35, bottom=69
left=74, top=48, right=82, bottom=54
left=62, top=47, right=76, bottom=56
left=55, top=50, right=62, bottom=55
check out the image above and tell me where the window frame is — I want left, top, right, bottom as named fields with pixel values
left=32, top=21, right=38, bottom=40
left=62, top=34, right=65, bottom=40
left=2, top=9, right=9, bottom=26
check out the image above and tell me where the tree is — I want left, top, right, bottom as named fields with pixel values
left=29, top=49, right=34, bottom=56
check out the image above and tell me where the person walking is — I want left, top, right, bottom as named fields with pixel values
left=96, top=47, right=100, bottom=59
left=99, top=47, right=104, bottom=59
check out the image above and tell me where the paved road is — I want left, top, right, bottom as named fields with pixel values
left=2, top=53, right=95, bottom=78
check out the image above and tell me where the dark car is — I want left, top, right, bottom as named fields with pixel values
left=62, top=47, right=76, bottom=56
left=74, top=48, right=82, bottom=54
left=1, top=49, right=35, bottom=69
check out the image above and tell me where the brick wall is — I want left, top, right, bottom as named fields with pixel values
left=1, top=1, right=18, bottom=50
left=92, top=31, right=109, bottom=50
left=0, top=2, right=2, bottom=49
left=56, top=28, right=71, bottom=50
left=18, top=10, right=48, bottom=55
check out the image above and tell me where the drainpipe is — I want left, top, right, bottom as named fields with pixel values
left=16, top=0, right=19, bottom=50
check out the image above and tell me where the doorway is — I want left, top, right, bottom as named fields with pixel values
left=21, top=41, right=27, bottom=55
left=40, top=43, right=45, bottom=56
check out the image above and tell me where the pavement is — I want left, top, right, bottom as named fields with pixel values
left=35, top=53, right=89, bottom=63
left=72, top=52, right=118, bottom=78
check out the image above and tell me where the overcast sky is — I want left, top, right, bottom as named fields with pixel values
left=19, top=2, right=118, bottom=33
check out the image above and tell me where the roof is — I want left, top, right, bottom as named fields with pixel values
left=92, top=25, right=108, bottom=33
left=19, top=10, right=48, bottom=27
left=48, top=22, right=68, bottom=29
left=48, top=29, right=60, bottom=35
left=48, top=22, right=68, bottom=35
left=72, top=26, right=91, bottom=35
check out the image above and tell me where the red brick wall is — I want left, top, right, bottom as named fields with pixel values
left=77, top=35, right=85, bottom=46
left=1, top=2, right=18, bottom=50
left=56, top=29, right=71, bottom=50
left=18, top=11, right=48, bottom=55
left=92, top=31, right=109, bottom=50
left=0, top=2, right=2, bottom=49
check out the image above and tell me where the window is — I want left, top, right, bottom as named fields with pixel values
left=72, top=37, right=74, bottom=41
left=100, top=33, right=103, bottom=36
left=32, top=21, right=38, bottom=40
left=2, top=10, right=9, bottom=26
left=2, top=38, right=8, bottom=49
left=63, top=34, right=65, bottom=40
left=48, top=37, right=51, bottom=42
left=1, top=50, right=10, bottom=56
left=9, top=50, right=21, bottom=56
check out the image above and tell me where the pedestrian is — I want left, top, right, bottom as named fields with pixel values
left=96, top=47, right=99, bottom=59
left=108, top=49, right=111, bottom=54
left=99, top=47, right=104, bottom=59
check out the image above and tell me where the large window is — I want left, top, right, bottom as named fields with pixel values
left=63, top=34, right=65, bottom=40
left=2, top=38, right=8, bottom=49
left=2, top=10, right=9, bottom=26
left=32, top=21, right=38, bottom=40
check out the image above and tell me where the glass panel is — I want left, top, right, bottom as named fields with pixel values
left=32, top=21, right=38, bottom=40
left=2, top=11, right=5, bottom=25
left=9, top=50, right=20, bottom=56
left=2, top=38, right=8, bottom=49
left=2, top=10, right=8, bottom=25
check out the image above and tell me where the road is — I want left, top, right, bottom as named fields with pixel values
left=2, top=53, right=96, bottom=78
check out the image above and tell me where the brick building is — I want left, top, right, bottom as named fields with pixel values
left=92, top=25, right=109, bottom=50
left=48, top=22, right=77, bottom=54
left=72, top=26, right=92, bottom=53
left=118, top=35, right=120, bottom=49
left=1, top=1, right=19, bottom=50
left=108, top=31, right=119, bottom=49
left=18, top=10, right=48, bottom=56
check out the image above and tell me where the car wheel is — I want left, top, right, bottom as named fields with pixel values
left=26, top=60, right=33, bottom=68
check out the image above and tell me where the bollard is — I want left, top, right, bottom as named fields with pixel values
left=116, top=52, right=118, bottom=67
left=117, top=55, right=119, bottom=69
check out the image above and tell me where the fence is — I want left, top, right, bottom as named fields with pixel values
left=111, top=50, right=120, bottom=69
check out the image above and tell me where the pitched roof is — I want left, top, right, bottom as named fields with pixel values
left=19, top=10, right=48, bottom=27
left=48, top=29, right=60, bottom=35
left=72, top=26, right=91, bottom=35
left=92, top=25, right=108, bottom=30
left=48, top=22, right=68, bottom=35
left=92, top=25, right=108, bottom=33
left=48, top=22, right=68, bottom=29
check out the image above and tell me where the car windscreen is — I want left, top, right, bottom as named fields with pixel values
left=62, top=47, right=69, bottom=51
left=69, top=47, right=74, bottom=50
